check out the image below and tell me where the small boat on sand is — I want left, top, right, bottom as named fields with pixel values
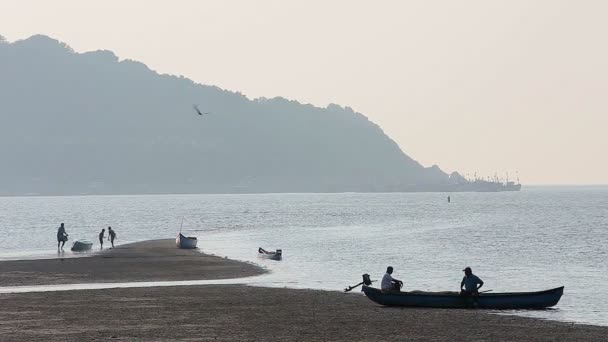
left=71, top=239, right=93, bottom=252
left=258, top=247, right=282, bottom=260
left=361, top=286, right=564, bottom=309
left=176, top=233, right=198, bottom=249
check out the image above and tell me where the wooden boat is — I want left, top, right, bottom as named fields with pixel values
left=176, top=233, right=198, bottom=249
left=361, top=286, right=564, bottom=309
left=258, top=247, right=282, bottom=260
left=70, top=239, right=93, bottom=252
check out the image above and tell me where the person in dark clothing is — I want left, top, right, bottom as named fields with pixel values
left=460, top=267, right=484, bottom=295
left=108, top=227, right=117, bottom=248
left=99, top=228, right=105, bottom=249
left=57, top=223, right=68, bottom=250
left=460, top=266, right=484, bottom=308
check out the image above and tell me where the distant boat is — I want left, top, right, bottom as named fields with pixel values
left=504, top=181, right=522, bottom=191
left=258, top=247, right=282, bottom=260
left=71, top=239, right=93, bottom=252
left=361, top=286, right=563, bottom=309
left=176, top=233, right=198, bottom=249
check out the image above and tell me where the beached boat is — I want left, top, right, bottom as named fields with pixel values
left=258, top=247, right=282, bottom=260
left=176, top=233, right=198, bottom=249
left=361, top=286, right=564, bottom=309
left=70, top=239, right=93, bottom=252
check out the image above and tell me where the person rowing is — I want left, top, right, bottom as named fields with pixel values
left=381, top=266, right=403, bottom=292
left=460, top=266, right=484, bottom=295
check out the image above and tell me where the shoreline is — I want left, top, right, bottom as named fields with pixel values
left=1, top=239, right=607, bottom=341
left=1, top=285, right=607, bottom=341
left=0, top=239, right=266, bottom=287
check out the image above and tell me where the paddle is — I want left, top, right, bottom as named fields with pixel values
left=480, top=289, right=493, bottom=293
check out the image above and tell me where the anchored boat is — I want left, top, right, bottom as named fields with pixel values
left=175, top=217, right=198, bottom=249
left=176, top=233, right=198, bottom=249
left=258, top=247, right=282, bottom=260
left=361, top=286, right=564, bottom=309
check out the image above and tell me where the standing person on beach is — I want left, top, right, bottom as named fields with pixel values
left=108, top=227, right=117, bottom=248
left=381, top=266, right=403, bottom=292
left=57, top=223, right=68, bottom=250
left=460, top=267, right=484, bottom=295
left=98, top=228, right=105, bottom=249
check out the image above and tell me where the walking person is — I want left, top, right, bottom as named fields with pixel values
left=57, top=223, right=68, bottom=251
left=108, top=226, right=117, bottom=248
left=98, top=228, right=105, bottom=249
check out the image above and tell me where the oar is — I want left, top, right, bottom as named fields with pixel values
left=480, top=289, right=492, bottom=293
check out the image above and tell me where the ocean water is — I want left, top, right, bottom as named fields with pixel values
left=0, top=187, right=606, bottom=326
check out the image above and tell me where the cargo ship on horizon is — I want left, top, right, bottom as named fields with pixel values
left=448, top=172, right=522, bottom=192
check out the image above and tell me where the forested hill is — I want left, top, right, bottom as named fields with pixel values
left=0, top=35, right=453, bottom=195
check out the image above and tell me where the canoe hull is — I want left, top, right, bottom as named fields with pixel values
left=258, top=248, right=282, bottom=260
left=361, top=286, right=564, bottom=309
left=176, top=233, right=198, bottom=249
left=71, top=240, right=93, bottom=252
left=259, top=253, right=282, bottom=261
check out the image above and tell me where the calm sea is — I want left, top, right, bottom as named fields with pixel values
left=0, top=187, right=606, bottom=326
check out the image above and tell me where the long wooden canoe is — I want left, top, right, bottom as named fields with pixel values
left=361, top=286, right=564, bottom=309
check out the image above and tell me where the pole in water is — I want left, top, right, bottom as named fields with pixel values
left=447, top=195, right=451, bottom=203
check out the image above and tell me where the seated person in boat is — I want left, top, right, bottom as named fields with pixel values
left=381, top=266, right=403, bottom=292
left=460, top=267, right=484, bottom=295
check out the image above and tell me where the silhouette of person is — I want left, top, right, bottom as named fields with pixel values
left=57, top=223, right=68, bottom=250
left=108, top=227, right=117, bottom=248
left=460, top=267, right=484, bottom=295
left=99, top=228, right=105, bottom=249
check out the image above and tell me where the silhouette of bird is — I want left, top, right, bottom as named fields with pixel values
left=193, top=105, right=210, bottom=116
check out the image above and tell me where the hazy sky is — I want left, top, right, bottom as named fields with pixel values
left=2, top=0, right=607, bottom=184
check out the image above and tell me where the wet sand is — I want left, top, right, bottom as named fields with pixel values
left=0, top=285, right=606, bottom=341
left=0, top=239, right=265, bottom=286
left=0, top=239, right=606, bottom=341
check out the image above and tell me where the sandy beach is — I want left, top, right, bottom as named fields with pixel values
left=0, top=240, right=606, bottom=341
left=0, top=239, right=265, bottom=286
left=1, top=285, right=607, bottom=341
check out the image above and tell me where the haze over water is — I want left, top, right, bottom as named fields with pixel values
left=0, top=187, right=606, bottom=326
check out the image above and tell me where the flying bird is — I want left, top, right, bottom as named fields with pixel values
left=193, top=105, right=210, bottom=116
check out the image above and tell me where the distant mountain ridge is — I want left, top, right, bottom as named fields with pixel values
left=0, top=34, right=460, bottom=195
